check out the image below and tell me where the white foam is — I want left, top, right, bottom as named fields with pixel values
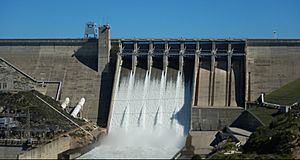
left=81, top=69, right=191, bottom=159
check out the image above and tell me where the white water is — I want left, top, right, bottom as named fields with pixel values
left=81, top=68, right=191, bottom=159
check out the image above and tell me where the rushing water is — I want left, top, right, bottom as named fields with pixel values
left=81, top=67, right=191, bottom=159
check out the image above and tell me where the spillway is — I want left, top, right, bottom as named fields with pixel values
left=81, top=62, right=192, bottom=158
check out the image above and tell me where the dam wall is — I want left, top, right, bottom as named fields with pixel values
left=246, top=39, right=300, bottom=101
left=0, top=37, right=247, bottom=129
left=1, top=34, right=300, bottom=132
left=0, top=26, right=115, bottom=126
left=2, top=29, right=300, bottom=158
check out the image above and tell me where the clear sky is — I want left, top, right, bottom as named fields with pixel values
left=0, top=0, right=300, bottom=39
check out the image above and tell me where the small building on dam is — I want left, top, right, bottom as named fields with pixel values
left=1, top=25, right=300, bottom=156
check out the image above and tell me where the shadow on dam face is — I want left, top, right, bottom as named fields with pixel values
left=81, top=57, right=194, bottom=158
left=194, top=55, right=245, bottom=107
left=72, top=42, right=117, bottom=127
left=72, top=42, right=98, bottom=72
left=232, top=56, right=245, bottom=107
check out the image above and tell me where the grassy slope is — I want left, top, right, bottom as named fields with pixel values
left=247, top=107, right=280, bottom=125
left=265, top=78, right=300, bottom=105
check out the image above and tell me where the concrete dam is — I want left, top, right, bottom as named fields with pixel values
left=1, top=25, right=300, bottom=157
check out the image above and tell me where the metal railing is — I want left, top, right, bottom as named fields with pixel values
left=0, top=57, right=62, bottom=101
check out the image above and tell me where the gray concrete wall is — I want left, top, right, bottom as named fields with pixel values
left=97, top=26, right=117, bottom=127
left=2, top=38, right=300, bottom=128
left=247, top=39, right=300, bottom=101
left=0, top=59, right=48, bottom=93
left=193, top=58, right=245, bottom=107
left=0, top=39, right=100, bottom=122
left=213, top=61, right=227, bottom=106
left=190, top=106, right=262, bottom=134
left=0, top=146, right=23, bottom=159
left=191, top=107, right=244, bottom=131
left=190, top=131, right=217, bottom=155
left=196, top=60, right=211, bottom=106
left=106, top=55, right=121, bottom=131
left=18, top=136, right=71, bottom=159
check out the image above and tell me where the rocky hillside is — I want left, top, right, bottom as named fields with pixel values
left=0, top=90, right=85, bottom=140
left=243, top=109, right=300, bottom=159
left=192, top=109, right=300, bottom=159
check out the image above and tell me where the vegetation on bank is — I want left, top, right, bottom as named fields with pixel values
left=265, top=78, right=300, bottom=105
left=207, top=153, right=291, bottom=159
left=243, top=110, right=300, bottom=158
left=205, top=77, right=300, bottom=159
left=192, top=109, right=300, bottom=159
left=247, top=106, right=281, bottom=125
left=0, top=90, right=85, bottom=135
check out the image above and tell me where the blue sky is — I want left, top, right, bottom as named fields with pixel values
left=0, top=0, right=299, bottom=39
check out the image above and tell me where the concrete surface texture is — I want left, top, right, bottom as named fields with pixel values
left=247, top=39, right=300, bottom=101
left=97, top=26, right=117, bottom=127
left=213, top=61, right=227, bottom=106
left=0, top=146, right=23, bottom=159
left=193, top=52, right=245, bottom=107
left=191, top=107, right=244, bottom=131
left=196, top=60, right=211, bottom=106
left=0, top=60, right=36, bottom=91
left=1, top=37, right=300, bottom=129
left=18, top=136, right=71, bottom=159
left=190, top=131, right=218, bottom=155
left=228, top=127, right=252, bottom=137
left=1, top=37, right=300, bottom=158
